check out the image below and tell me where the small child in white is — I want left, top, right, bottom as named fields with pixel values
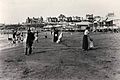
left=56, top=32, right=63, bottom=43
left=89, top=37, right=94, bottom=49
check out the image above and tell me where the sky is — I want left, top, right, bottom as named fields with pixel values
left=0, top=0, right=120, bottom=24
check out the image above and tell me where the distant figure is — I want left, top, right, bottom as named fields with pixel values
left=13, top=31, right=17, bottom=44
left=16, top=32, right=21, bottom=43
left=53, top=28, right=59, bottom=42
left=82, top=27, right=90, bottom=51
left=45, top=32, right=47, bottom=38
left=20, top=32, right=24, bottom=42
left=25, top=29, right=35, bottom=55
left=36, top=31, right=39, bottom=42
left=51, top=30, right=53, bottom=35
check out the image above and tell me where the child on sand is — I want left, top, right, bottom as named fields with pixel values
left=56, top=32, right=63, bottom=43
left=89, top=37, right=94, bottom=49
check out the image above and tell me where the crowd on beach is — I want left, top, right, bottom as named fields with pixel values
left=1, top=28, right=63, bottom=55
left=1, top=26, right=113, bottom=55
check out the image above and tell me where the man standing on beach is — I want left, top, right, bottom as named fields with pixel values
left=25, top=29, right=35, bottom=55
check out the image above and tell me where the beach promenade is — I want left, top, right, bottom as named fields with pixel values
left=0, top=32, right=120, bottom=80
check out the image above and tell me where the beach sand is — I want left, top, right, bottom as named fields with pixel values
left=0, top=32, right=120, bottom=80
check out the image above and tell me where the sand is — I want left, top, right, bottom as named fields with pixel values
left=0, top=32, right=120, bottom=80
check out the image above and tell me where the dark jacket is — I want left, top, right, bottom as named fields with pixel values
left=26, top=32, right=35, bottom=44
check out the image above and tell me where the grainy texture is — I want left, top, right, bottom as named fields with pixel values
left=0, top=32, right=120, bottom=80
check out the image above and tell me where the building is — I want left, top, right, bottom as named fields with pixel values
left=72, top=16, right=82, bottom=22
left=26, top=17, right=44, bottom=24
left=58, top=14, right=67, bottom=22
left=93, top=16, right=101, bottom=30
left=47, top=17, right=58, bottom=22
left=66, top=17, right=72, bottom=22
left=86, top=14, right=94, bottom=22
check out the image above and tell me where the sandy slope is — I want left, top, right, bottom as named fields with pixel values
left=0, top=32, right=120, bottom=80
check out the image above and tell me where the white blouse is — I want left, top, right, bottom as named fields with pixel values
left=84, top=30, right=89, bottom=35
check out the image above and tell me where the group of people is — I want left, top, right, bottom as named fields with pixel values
left=52, top=27, right=94, bottom=51
left=25, top=27, right=93, bottom=55
left=25, top=28, right=63, bottom=55
left=12, top=31, right=24, bottom=44
left=11, top=29, right=37, bottom=55
left=11, top=27, right=93, bottom=55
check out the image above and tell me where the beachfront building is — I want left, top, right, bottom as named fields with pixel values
left=58, top=14, right=67, bottom=22
left=95, top=17, right=107, bottom=32
left=5, top=24, right=22, bottom=30
left=92, top=13, right=120, bottom=32
left=86, top=14, right=94, bottom=22
left=105, top=13, right=114, bottom=27
left=85, top=14, right=94, bottom=30
left=66, top=17, right=73, bottom=22
left=23, top=13, right=120, bottom=32
left=47, top=17, right=58, bottom=22
left=26, top=17, right=44, bottom=24
left=72, top=16, right=82, bottom=22
left=93, top=16, right=101, bottom=32
left=46, top=14, right=83, bottom=23
left=104, top=13, right=119, bottom=32
left=113, top=19, right=120, bottom=27
left=24, top=17, right=45, bottom=28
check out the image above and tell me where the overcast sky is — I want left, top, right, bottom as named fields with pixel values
left=0, top=0, right=120, bottom=24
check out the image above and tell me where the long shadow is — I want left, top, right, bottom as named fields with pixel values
left=32, top=51, right=47, bottom=55
left=89, top=47, right=99, bottom=50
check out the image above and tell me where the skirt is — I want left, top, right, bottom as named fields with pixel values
left=82, top=35, right=89, bottom=50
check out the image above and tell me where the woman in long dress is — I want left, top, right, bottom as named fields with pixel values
left=82, top=27, right=90, bottom=51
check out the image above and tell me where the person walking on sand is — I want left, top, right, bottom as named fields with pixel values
left=13, top=30, right=17, bottom=44
left=25, top=29, right=35, bottom=55
left=82, top=27, right=90, bottom=51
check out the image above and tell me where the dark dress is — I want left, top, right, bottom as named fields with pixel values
left=53, top=30, right=59, bottom=42
left=82, top=30, right=89, bottom=50
left=82, top=35, right=88, bottom=50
